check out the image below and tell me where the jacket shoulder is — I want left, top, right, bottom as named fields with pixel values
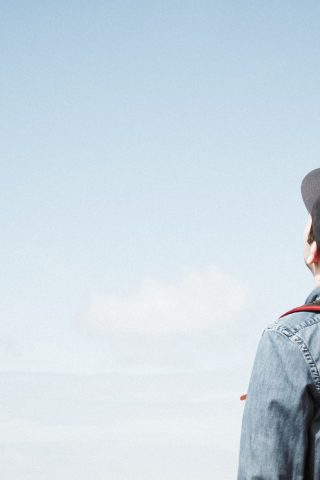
left=266, top=309, right=320, bottom=335
left=264, top=310, right=320, bottom=397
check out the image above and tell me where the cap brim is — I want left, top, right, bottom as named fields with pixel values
left=301, top=168, right=320, bottom=214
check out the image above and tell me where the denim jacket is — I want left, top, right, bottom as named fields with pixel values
left=237, top=286, right=320, bottom=479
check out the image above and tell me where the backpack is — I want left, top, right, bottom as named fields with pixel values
left=239, top=304, right=320, bottom=401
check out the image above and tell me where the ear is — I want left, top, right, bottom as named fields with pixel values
left=307, top=241, right=320, bottom=265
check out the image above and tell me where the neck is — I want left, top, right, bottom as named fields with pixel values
left=313, top=270, right=320, bottom=287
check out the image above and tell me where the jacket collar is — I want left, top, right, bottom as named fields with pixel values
left=304, top=286, right=320, bottom=305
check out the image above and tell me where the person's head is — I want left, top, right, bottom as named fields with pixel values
left=302, top=170, right=320, bottom=282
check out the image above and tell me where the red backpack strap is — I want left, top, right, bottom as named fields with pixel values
left=279, top=305, right=320, bottom=318
left=239, top=304, right=320, bottom=401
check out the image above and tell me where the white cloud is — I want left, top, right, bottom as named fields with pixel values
left=82, top=264, right=251, bottom=335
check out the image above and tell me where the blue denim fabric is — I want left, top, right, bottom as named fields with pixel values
left=237, top=287, right=320, bottom=479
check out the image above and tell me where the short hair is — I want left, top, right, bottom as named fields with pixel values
left=310, top=195, right=320, bottom=247
left=308, top=223, right=315, bottom=245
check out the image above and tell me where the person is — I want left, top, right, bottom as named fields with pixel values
left=237, top=168, right=320, bottom=479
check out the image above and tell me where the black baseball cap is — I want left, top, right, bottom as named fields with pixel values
left=301, top=168, right=320, bottom=247
left=301, top=168, right=320, bottom=213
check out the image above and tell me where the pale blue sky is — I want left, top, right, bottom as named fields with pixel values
left=1, top=1, right=320, bottom=478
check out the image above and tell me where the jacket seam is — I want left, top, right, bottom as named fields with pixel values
left=284, top=315, right=320, bottom=334
left=266, top=326, right=320, bottom=394
left=270, top=314, right=320, bottom=333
